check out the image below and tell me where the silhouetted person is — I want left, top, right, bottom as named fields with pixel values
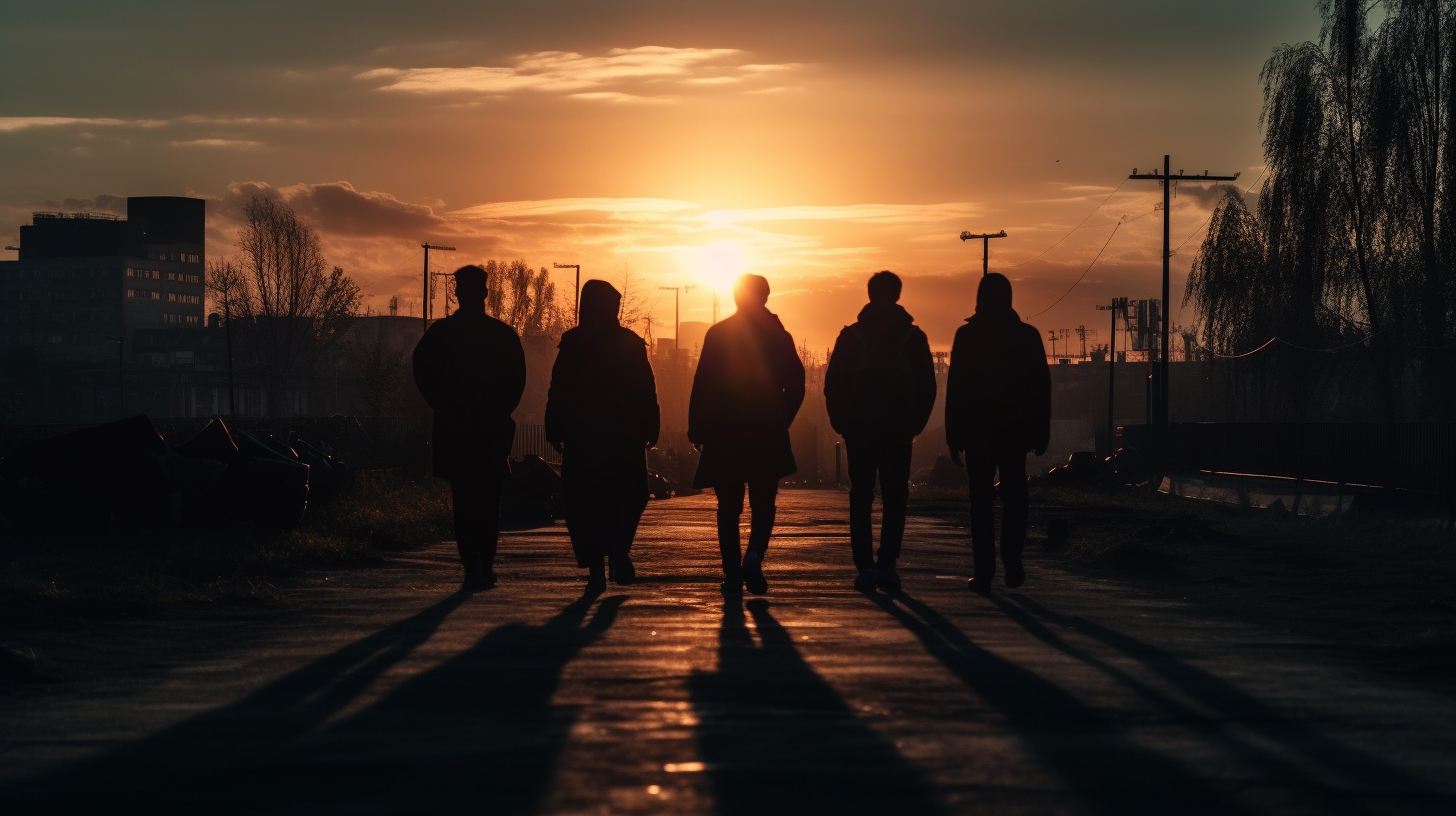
left=946, top=272, right=1050, bottom=592
left=824, top=271, right=936, bottom=593
left=545, top=279, right=660, bottom=593
left=689, top=274, right=806, bottom=595
left=413, top=265, right=526, bottom=591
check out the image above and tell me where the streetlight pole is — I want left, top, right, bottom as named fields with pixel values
left=553, top=263, right=581, bottom=324
left=421, top=243, right=456, bottom=334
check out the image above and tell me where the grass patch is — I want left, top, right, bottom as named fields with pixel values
left=0, top=470, right=453, bottom=617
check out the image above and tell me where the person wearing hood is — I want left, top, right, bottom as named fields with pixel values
left=689, top=274, right=806, bottom=595
left=546, top=279, right=660, bottom=593
left=824, top=271, right=937, bottom=593
left=946, top=272, right=1051, bottom=592
left=412, top=265, right=527, bottom=591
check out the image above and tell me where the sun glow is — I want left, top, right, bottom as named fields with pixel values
left=679, top=241, right=747, bottom=298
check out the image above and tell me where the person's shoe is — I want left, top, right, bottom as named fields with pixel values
left=1004, top=558, right=1025, bottom=589
left=461, top=571, right=498, bottom=593
left=742, top=551, right=768, bottom=595
left=610, top=555, right=636, bottom=586
left=966, top=576, right=993, bottom=594
left=875, top=565, right=902, bottom=593
left=853, top=570, right=878, bottom=592
left=586, top=561, right=607, bottom=595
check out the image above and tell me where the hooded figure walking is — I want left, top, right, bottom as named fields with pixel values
left=412, top=265, right=527, bottom=591
left=545, top=280, right=660, bottom=594
left=945, top=272, right=1050, bottom=592
left=824, top=270, right=937, bottom=593
left=689, top=274, right=805, bottom=595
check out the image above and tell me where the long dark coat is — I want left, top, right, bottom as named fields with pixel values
left=688, top=306, right=805, bottom=488
left=545, top=318, right=660, bottom=565
left=824, top=301, right=937, bottom=439
left=945, top=307, right=1051, bottom=455
left=412, top=310, right=526, bottom=480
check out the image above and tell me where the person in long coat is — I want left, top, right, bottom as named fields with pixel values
left=824, top=270, right=937, bottom=593
left=688, top=274, right=805, bottom=595
left=545, top=279, right=660, bottom=593
left=945, top=272, right=1050, bottom=592
left=412, top=265, right=527, bottom=590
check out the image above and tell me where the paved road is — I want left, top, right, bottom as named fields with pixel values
left=2, top=490, right=1454, bottom=815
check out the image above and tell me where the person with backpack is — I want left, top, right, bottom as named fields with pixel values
left=945, top=272, right=1051, bottom=592
left=824, top=271, right=937, bottom=592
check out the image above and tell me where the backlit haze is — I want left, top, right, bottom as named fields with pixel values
left=0, top=1, right=1321, bottom=353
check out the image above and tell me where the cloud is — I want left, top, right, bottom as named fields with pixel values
left=171, top=139, right=264, bottom=150
left=357, top=46, right=800, bottom=101
left=451, top=197, right=699, bottom=221
left=698, top=203, right=980, bottom=228
left=0, top=117, right=166, bottom=133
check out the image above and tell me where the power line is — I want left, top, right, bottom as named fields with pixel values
left=1026, top=220, right=1122, bottom=319
left=1008, top=178, right=1130, bottom=268
left=354, top=249, right=423, bottom=291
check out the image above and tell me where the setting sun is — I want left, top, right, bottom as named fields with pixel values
left=679, top=241, right=747, bottom=298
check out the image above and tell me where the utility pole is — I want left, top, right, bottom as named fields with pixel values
left=1096, top=297, right=1126, bottom=455
left=1047, top=330, right=1058, bottom=359
left=959, top=230, right=1007, bottom=275
left=421, top=243, right=456, bottom=334
left=658, top=284, right=696, bottom=358
left=553, top=263, right=581, bottom=324
left=1074, top=325, right=1097, bottom=360
left=1129, top=157, right=1238, bottom=468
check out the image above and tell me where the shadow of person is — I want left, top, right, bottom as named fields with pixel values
left=997, top=594, right=1452, bottom=814
left=1, top=591, right=469, bottom=808
left=866, top=591, right=1249, bottom=816
left=690, top=598, right=942, bottom=815
left=1, top=593, right=622, bottom=815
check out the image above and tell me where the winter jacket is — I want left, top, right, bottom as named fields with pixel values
left=945, top=307, right=1050, bottom=455
left=412, top=310, right=526, bottom=479
left=824, top=301, right=937, bottom=439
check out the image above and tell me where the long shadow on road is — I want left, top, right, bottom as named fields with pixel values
left=867, top=590, right=1253, bottom=816
left=999, top=594, right=1454, bottom=815
left=3, top=591, right=622, bottom=815
left=690, top=598, right=943, bottom=816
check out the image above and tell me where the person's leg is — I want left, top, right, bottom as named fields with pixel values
left=742, top=478, right=779, bottom=595
left=451, top=477, right=484, bottom=580
left=609, top=467, right=649, bottom=585
left=966, top=451, right=998, bottom=591
left=453, top=473, right=504, bottom=586
left=875, top=436, right=913, bottom=591
left=715, top=482, right=747, bottom=586
left=845, top=436, right=878, bottom=574
left=745, top=478, right=779, bottom=557
left=998, top=448, right=1029, bottom=588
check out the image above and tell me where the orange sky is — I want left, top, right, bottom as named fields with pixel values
left=0, top=1, right=1324, bottom=352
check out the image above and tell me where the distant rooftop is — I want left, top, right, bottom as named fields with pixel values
left=32, top=211, right=123, bottom=221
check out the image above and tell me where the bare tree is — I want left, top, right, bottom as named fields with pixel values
left=207, top=195, right=361, bottom=415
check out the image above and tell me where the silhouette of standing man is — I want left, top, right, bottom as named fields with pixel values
left=945, top=272, right=1050, bottom=592
left=689, top=274, right=805, bottom=595
left=412, top=265, right=526, bottom=591
left=546, top=279, right=660, bottom=594
left=825, top=271, right=936, bottom=593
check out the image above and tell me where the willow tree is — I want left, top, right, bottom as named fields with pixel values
left=1187, top=0, right=1454, bottom=420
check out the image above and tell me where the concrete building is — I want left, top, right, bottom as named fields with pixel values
left=0, top=197, right=207, bottom=421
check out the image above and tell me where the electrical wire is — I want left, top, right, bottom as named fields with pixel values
left=1025, top=220, right=1122, bottom=319
left=1212, top=331, right=1383, bottom=359
left=353, top=249, right=422, bottom=291
left=1007, top=178, right=1131, bottom=268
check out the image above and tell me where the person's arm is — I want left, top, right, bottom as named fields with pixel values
left=632, top=336, right=661, bottom=448
left=411, top=327, right=444, bottom=411
left=780, top=331, right=807, bottom=425
left=909, top=328, right=937, bottom=437
left=1028, top=327, right=1051, bottom=456
left=823, top=327, right=853, bottom=436
left=543, top=342, right=570, bottom=452
left=945, top=326, right=968, bottom=466
left=687, top=331, right=717, bottom=447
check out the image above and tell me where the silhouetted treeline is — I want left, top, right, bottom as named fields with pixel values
left=1189, top=0, right=1455, bottom=421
